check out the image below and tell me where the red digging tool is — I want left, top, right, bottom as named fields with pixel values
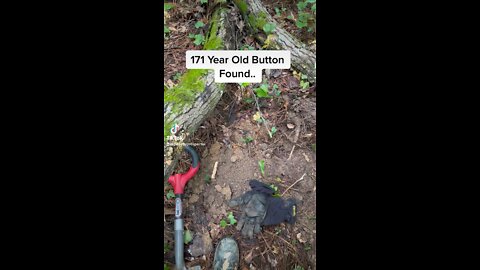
left=167, top=145, right=199, bottom=270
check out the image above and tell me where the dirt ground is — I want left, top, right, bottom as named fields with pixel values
left=164, top=1, right=317, bottom=269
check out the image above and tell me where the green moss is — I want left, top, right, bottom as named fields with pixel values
left=204, top=8, right=224, bottom=50
left=247, top=11, right=268, bottom=32
left=233, top=0, right=248, bottom=16
left=164, top=69, right=208, bottom=113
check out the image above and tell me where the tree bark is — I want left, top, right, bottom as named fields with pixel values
left=235, top=0, right=316, bottom=83
left=163, top=4, right=240, bottom=179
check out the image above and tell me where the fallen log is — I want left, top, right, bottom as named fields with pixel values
left=233, top=0, right=316, bottom=83
left=163, top=3, right=241, bottom=179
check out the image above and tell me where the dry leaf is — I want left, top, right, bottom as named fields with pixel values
left=296, top=233, right=307, bottom=243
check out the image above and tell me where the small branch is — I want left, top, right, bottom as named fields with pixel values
left=281, top=173, right=307, bottom=196
left=287, top=145, right=296, bottom=160
left=211, top=161, right=219, bottom=179
left=249, top=87, right=272, bottom=138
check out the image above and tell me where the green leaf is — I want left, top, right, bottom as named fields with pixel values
left=274, top=7, right=281, bottom=16
left=300, top=81, right=310, bottom=89
left=227, top=212, right=237, bottom=225
left=263, top=23, right=276, bottom=35
left=272, top=84, right=278, bottom=90
left=164, top=263, right=170, bottom=270
left=254, top=85, right=271, bottom=98
left=166, top=190, right=175, bottom=200
left=311, top=4, right=316, bottom=12
left=240, top=82, right=250, bottom=88
left=287, top=15, right=294, bottom=20
left=194, top=21, right=205, bottom=29
left=306, top=0, right=316, bottom=3
left=301, top=74, right=308, bottom=80
left=193, top=34, right=205, bottom=46
left=164, top=3, right=174, bottom=10
left=220, top=219, right=227, bottom=228
left=184, top=230, right=193, bottom=244
left=200, top=0, right=208, bottom=4
left=188, top=33, right=195, bottom=39
left=296, top=20, right=307, bottom=29
left=258, top=160, right=265, bottom=176
left=164, top=25, right=170, bottom=34
left=297, top=1, right=308, bottom=11
left=271, top=126, right=277, bottom=136
left=164, top=242, right=170, bottom=254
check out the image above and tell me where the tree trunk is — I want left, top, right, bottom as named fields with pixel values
left=234, top=0, right=316, bottom=83
left=163, top=4, right=241, bottom=179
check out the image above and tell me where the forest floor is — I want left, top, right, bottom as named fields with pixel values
left=164, top=1, right=316, bottom=269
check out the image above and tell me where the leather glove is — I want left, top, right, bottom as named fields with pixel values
left=228, top=180, right=297, bottom=239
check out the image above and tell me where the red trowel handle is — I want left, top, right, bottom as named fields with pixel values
left=167, top=145, right=200, bottom=195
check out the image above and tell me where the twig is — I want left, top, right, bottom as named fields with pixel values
left=249, top=88, right=272, bottom=138
left=287, top=145, right=296, bottom=160
left=211, top=161, right=219, bottom=179
left=281, top=173, right=307, bottom=196
left=265, top=231, right=296, bottom=252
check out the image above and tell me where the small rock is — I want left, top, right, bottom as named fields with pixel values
left=287, top=123, right=295, bottom=129
left=189, top=233, right=213, bottom=257
left=188, top=266, right=202, bottom=270
left=266, top=153, right=271, bottom=158
left=221, top=185, right=232, bottom=200
left=231, top=155, right=238, bottom=163
left=215, top=185, right=222, bottom=193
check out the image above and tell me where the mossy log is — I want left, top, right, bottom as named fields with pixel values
left=234, top=0, right=316, bottom=83
left=163, top=4, right=239, bottom=179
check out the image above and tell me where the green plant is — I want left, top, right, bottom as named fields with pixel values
left=263, top=23, right=276, bottom=35
left=192, top=34, right=205, bottom=46
left=164, top=242, right=170, bottom=254
left=272, top=84, right=281, bottom=96
left=300, top=74, right=310, bottom=89
left=164, top=3, right=174, bottom=11
left=219, top=219, right=227, bottom=228
left=227, top=212, right=237, bottom=225
left=293, top=265, right=305, bottom=270
left=200, top=0, right=208, bottom=4
left=243, top=98, right=254, bottom=104
left=274, top=7, right=287, bottom=17
left=253, top=83, right=271, bottom=98
left=164, top=263, right=170, bottom=270
left=164, top=25, right=170, bottom=38
left=295, top=1, right=316, bottom=30
left=166, top=190, right=175, bottom=200
left=270, top=126, right=277, bottom=137
left=269, top=184, right=281, bottom=197
left=194, top=21, right=205, bottom=29
left=184, top=230, right=193, bottom=244
left=258, top=160, right=265, bottom=176
left=242, top=136, right=253, bottom=144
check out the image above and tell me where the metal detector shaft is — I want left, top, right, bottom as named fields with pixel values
left=174, top=195, right=185, bottom=270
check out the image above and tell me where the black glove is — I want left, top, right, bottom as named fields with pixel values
left=228, top=180, right=297, bottom=239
